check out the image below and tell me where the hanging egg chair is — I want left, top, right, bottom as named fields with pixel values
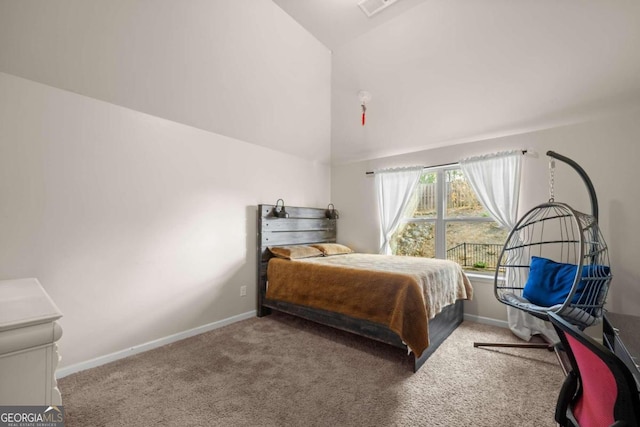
left=479, top=151, right=613, bottom=349
left=496, top=201, right=612, bottom=329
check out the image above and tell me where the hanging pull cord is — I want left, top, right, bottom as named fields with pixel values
left=549, top=159, right=556, bottom=202
left=361, top=103, right=367, bottom=126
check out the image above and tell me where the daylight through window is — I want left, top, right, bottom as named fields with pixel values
left=392, top=166, right=508, bottom=273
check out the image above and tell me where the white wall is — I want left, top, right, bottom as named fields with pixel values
left=330, top=0, right=640, bottom=164
left=332, top=108, right=640, bottom=319
left=0, top=72, right=330, bottom=369
left=0, top=0, right=331, bottom=163
left=0, top=0, right=331, bottom=371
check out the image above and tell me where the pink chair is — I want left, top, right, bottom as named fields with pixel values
left=549, top=311, right=640, bottom=427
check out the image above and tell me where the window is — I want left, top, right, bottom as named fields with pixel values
left=392, top=166, right=508, bottom=272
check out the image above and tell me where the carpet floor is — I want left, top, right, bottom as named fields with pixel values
left=59, top=312, right=564, bottom=426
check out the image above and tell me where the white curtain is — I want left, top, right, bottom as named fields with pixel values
left=460, top=151, right=558, bottom=342
left=459, top=150, right=522, bottom=230
left=375, top=166, right=423, bottom=255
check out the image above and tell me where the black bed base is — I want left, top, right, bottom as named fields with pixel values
left=259, top=299, right=464, bottom=372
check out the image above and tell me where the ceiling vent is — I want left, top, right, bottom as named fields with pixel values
left=358, top=0, right=400, bottom=17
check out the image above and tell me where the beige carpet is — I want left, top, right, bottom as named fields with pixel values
left=59, top=312, right=564, bottom=426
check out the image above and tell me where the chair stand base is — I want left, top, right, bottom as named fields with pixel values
left=474, top=337, right=572, bottom=375
left=473, top=341, right=553, bottom=350
left=474, top=332, right=555, bottom=351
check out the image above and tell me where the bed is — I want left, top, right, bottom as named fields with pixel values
left=256, top=204, right=473, bottom=372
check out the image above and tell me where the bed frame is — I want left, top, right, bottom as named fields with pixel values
left=256, top=204, right=464, bottom=372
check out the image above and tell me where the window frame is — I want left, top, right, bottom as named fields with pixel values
left=398, top=164, right=498, bottom=267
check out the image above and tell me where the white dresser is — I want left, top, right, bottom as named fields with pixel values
left=0, top=278, right=63, bottom=405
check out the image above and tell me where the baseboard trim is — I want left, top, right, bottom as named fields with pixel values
left=56, top=310, right=256, bottom=378
left=464, top=313, right=509, bottom=329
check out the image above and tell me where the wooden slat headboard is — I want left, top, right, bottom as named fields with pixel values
left=256, top=204, right=337, bottom=316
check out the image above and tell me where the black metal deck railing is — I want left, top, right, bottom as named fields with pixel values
left=446, top=243, right=503, bottom=269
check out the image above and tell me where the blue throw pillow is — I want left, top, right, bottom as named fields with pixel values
left=522, top=256, right=610, bottom=307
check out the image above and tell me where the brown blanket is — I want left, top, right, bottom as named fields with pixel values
left=266, top=254, right=472, bottom=358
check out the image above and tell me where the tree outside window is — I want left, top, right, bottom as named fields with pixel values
left=392, top=167, right=508, bottom=272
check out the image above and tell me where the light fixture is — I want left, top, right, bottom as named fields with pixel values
left=358, top=90, right=371, bottom=126
left=273, top=199, right=289, bottom=218
left=326, top=203, right=339, bottom=219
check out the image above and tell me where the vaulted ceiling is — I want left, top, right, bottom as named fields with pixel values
left=2, top=1, right=639, bottom=165
left=276, top=0, right=640, bottom=164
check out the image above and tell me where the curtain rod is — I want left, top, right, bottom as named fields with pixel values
left=365, top=149, right=529, bottom=175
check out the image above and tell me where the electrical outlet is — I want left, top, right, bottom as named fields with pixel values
left=240, top=285, right=247, bottom=297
